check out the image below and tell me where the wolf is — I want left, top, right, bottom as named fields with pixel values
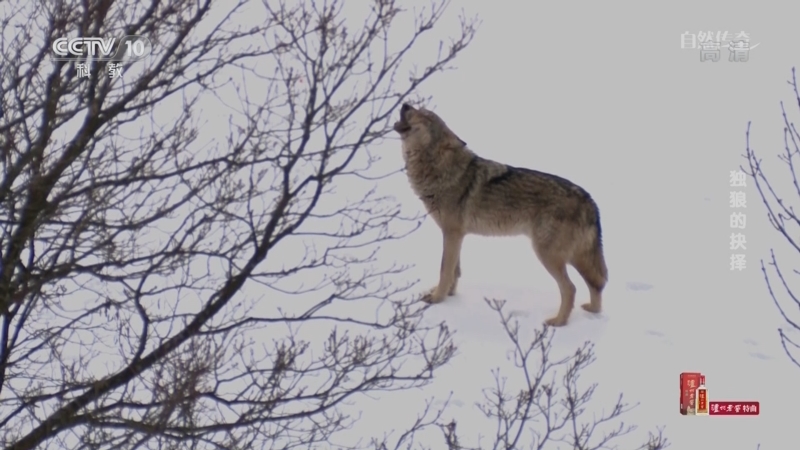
left=393, top=103, right=608, bottom=327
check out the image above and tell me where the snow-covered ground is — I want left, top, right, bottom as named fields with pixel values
left=323, top=190, right=800, bottom=449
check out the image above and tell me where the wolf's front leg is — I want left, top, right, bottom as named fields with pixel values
left=422, top=231, right=464, bottom=304
left=448, top=259, right=461, bottom=295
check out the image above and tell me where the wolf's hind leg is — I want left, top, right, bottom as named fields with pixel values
left=533, top=243, right=575, bottom=327
left=571, top=249, right=606, bottom=314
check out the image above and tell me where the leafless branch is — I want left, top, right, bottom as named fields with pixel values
left=0, top=0, right=478, bottom=448
left=743, top=66, right=800, bottom=370
left=432, top=300, right=670, bottom=450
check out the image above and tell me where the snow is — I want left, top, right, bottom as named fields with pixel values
left=320, top=61, right=800, bottom=445
left=322, top=200, right=800, bottom=449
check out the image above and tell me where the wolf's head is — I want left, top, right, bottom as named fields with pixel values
left=393, top=103, right=467, bottom=149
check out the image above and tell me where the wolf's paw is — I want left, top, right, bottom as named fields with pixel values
left=421, top=287, right=446, bottom=304
left=581, top=303, right=601, bottom=314
left=544, top=315, right=568, bottom=327
left=447, top=282, right=458, bottom=296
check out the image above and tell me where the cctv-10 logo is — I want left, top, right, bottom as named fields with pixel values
left=52, top=35, right=152, bottom=62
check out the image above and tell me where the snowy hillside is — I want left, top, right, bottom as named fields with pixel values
left=327, top=209, right=800, bottom=449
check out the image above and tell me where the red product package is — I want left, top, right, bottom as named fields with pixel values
left=680, top=372, right=703, bottom=415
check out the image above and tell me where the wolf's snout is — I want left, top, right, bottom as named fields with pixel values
left=393, top=119, right=411, bottom=133
left=394, top=104, right=413, bottom=134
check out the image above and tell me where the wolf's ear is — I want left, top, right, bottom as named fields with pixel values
left=444, top=131, right=466, bottom=148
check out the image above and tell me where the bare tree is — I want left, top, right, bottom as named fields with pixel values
left=744, top=67, right=800, bottom=370
left=0, top=0, right=478, bottom=448
left=333, top=300, right=671, bottom=450
left=434, top=300, right=670, bottom=450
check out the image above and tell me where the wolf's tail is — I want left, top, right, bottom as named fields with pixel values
left=583, top=200, right=608, bottom=291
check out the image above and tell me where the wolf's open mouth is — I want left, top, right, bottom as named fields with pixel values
left=393, top=121, right=411, bottom=133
